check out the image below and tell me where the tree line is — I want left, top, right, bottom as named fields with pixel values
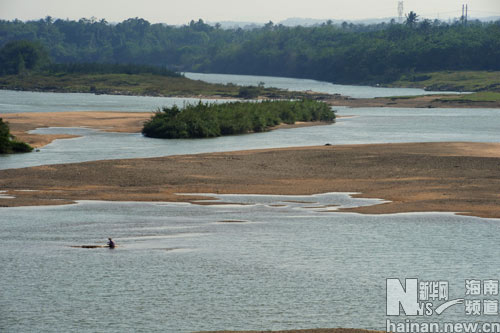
left=0, top=16, right=499, bottom=83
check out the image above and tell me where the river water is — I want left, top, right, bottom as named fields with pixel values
left=2, top=194, right=500, bottom=332
left=0, top=74, right=499, bottom=332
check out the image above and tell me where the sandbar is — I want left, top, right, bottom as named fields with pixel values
left=1, top=142, right=499, bottom=218
left=1, top=111, right=152, bottom=147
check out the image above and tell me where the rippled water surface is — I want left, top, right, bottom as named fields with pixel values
left=2, top=193, right=499, bottom=332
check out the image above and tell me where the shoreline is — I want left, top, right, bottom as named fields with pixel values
left=1, top=142, right=499, bottom=219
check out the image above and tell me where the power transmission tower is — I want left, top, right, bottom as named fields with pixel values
left=466, top=4, right=468, bottom=25
left=398, top=1, right=404, bottom=23
left=462, top=4, right=469, bottom=26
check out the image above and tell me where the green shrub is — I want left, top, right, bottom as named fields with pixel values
left=9, top=140, right=33, bottom=153
left=0, top=118, right=33, bottom=154
left=238, top=86, right=261, bottom=99
left=142, top=100, right=335, bottom=139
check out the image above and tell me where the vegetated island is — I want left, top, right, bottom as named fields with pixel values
left=0, top=118, right=32, bottom=154
left=142, top=100, right=335, bottom=139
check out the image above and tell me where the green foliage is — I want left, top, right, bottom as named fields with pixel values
left=0, top=72, right=292, bottom=97
left=405, top=11, right=419, bottom=27
left=442, top=91, right=500, bottom=102
left=238, top=86, right=261, bottom=99
left=1, top=17, right=499, bottom=84
left=142, top=100, right=335, bottom=139
left=44, top=63, right=182, bottom=77
left=0, top=40, right=49, bottom=75
left=391, top=70, right=500, bottom=91
left=0, top=118, right=33, bottom=154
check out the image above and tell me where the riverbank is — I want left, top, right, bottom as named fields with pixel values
left=324, top=93, right=500, bottom=108
left=1, top=142, right=499, bottom=218
left=0, top=73, right=332, bottom=100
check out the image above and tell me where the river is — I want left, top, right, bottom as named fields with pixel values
left=0, top=74, right=499, bottom=332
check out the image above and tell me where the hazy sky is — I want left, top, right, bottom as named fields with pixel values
left=1, top=0, right=499, bottom=24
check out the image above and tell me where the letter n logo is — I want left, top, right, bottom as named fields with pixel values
left=387, top=278, right=420, bottom=316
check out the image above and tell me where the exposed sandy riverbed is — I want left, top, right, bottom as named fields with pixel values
left=1, top=141, right=499, bottom=218
left=2, top=111, right=152, bottom=147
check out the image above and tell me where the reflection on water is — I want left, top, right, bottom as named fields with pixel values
left=1, top=193, right=499, bottom=332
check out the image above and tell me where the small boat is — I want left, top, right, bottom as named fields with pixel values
left=69, top=245, right=117, bottom=249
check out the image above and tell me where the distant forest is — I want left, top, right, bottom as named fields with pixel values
left=0, top=16, right=499, bottom=83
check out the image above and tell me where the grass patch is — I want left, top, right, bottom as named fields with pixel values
left=386, top=95, right=422, bottom=100
left=440, top=91, right=500, bottom=103
left=390, top=71, right=500, bottom=92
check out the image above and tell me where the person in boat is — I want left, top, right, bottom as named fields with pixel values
left=107, top=238, right=115, bottom=248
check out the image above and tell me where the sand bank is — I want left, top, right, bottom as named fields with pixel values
left=1, top=142, right=499, bottom=218
left=1, top=111, right=153, bottom=147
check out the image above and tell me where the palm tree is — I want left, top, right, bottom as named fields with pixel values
left=405, top=11, right=419, bottom=27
